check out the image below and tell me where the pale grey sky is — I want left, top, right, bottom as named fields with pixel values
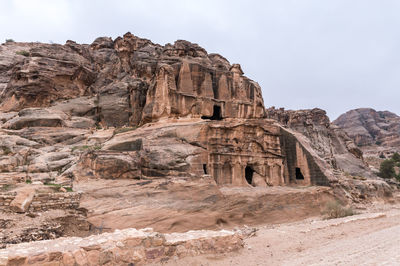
left=1, top=0, right=400, bottom=120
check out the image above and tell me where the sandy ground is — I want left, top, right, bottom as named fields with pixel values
left=162, top=203, right=400, bottom=266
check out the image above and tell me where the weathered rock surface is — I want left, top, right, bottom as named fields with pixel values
left=266, top=107, right=368, bottom=176
left=1, top=32, right=265, bottom=127
left=266, top=107, right=393, bottom=202
left=9, top=187, right=35, bottom=213
left=0, top=227, right=244, bottom=265
left=333, top=108, right=400, bottom=157
left=0, top=34, right=396, bottom=251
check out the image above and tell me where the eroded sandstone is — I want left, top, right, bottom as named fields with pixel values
left=0, top=34, right=396, bottom=254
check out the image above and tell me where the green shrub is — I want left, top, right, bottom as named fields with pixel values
left=44, top=182, right=73, bottom=192
left=5, top=39, right=14, bottom=43
left=392, top=152, right=400, bottom=163
left=1, top=146, right=11, bottom=155
left=378, top=159, right=396, bottom=179
left=15, top=50, right=29, bottom=57
left=25, top=179, right=32, bottom=184
left=323, top=200, right=355, bottom=219
left=1, top=184, right=12, bottom=191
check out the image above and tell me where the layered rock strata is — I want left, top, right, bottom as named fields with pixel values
left=0, top=34, right=395, bottom=250
left=0, top=33, right=265, bottom=127
left=266, top=107, right=393, bottom=202
left=0, top=228, right=244, bottom=265
left=333, top=108, right=400, bottom=157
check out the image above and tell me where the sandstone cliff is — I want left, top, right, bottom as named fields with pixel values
left=0, top=33, right=265, bottom=127
left=0, top=35, right=394, bottom=249
left=266, top=107, right=392, bottom=202
left=333, top=108, right=400, bottom=158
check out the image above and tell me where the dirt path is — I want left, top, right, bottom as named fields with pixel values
left=163, top=204, right=400, bottom=266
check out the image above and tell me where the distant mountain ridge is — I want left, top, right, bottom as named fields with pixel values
left=333, top=108, right=400, bottom=157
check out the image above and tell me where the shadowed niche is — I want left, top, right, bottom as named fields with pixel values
left=202, top=105, right=222, bottom=120
left=296, top=167, right=305, bottom=180
left=245, top=165, right=254, bottom=185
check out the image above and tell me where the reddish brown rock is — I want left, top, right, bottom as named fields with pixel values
left=0, top=32, right=265, bottom=128
left=0, top=34, right=396, bottom=250
left=9, top=187, right=35, bottom=213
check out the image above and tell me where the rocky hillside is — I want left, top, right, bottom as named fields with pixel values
left=0, top=32, right=264, bottom=126
left=0, top=34, right=395, bottom=249
left=266, top=107, right=393, bottom=200
left=333, top=108, right=400, bottom=157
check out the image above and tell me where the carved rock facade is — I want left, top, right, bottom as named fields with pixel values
left=0, top=33, right=265, bottom=127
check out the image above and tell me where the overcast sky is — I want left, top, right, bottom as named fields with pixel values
left=1, top=0, right=399, bottom=120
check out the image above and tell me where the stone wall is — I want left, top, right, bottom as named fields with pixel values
left=0, top=192, right=80, bottom=212
left=0, top=228, right=244, bottom=266
left=0, top=192, right=16, bottom=209
left=30, top=192, right=81, bottom=212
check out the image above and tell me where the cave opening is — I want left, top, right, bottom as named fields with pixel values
left=295, top=167, right=305, bottom=180
left=201, top=105, right=223, bottom=120
left=245, top=166, right=254, bottom=185
left=203, top=164, right=208, bottom=175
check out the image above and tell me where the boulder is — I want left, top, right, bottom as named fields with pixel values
left=9, top=187, right=36, bottom=212
left=3, top=108, right=68, bottom=129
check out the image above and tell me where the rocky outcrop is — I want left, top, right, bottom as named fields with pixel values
left=265, top=107, right=393, bottom=202
left=333, top=108, right=400, bottom=157
left=0, top=32, right=265, bottom=128
left=73, top=118, right=330, bottom=187
left=266, top=107, right=368, bottom=175
left=0, top=34, right=396, bottom=251
left=0, top=227, right=244, bottom=265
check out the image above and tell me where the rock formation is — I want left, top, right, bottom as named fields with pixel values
left=0, top=34, right=395, bottom=252
left=266, top=107, right=393, bottom=202
left=0, top=33, right=265, bottom=127
left=333, top=108, right=400, bottom=158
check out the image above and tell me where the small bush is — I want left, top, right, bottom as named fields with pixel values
left=378, top=159, right=396, bottom=179
left=25, top=179, right=32, bottom=184
left=323, top=200, right=355, bottom=219
left=44, top=182, right=73, bottom=192
left=5, top=39, right=14, bottom=43
left=392, top=152, right=400, bottom=163
left=15, top=50, right=29, bottom=57
left=1, top=146, right=11, bottom=155
left=1, top=184, right=16, bottom=192
left=44, top=182, right=62, bottom=188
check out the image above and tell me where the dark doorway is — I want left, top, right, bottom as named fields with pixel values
left=295, top=167, right=305, bottom=180
left=245, top=166, right=254, bottom=185
left=203, top=164, right=208, bottom=175
left=201, top=105, right=223, bottom=120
